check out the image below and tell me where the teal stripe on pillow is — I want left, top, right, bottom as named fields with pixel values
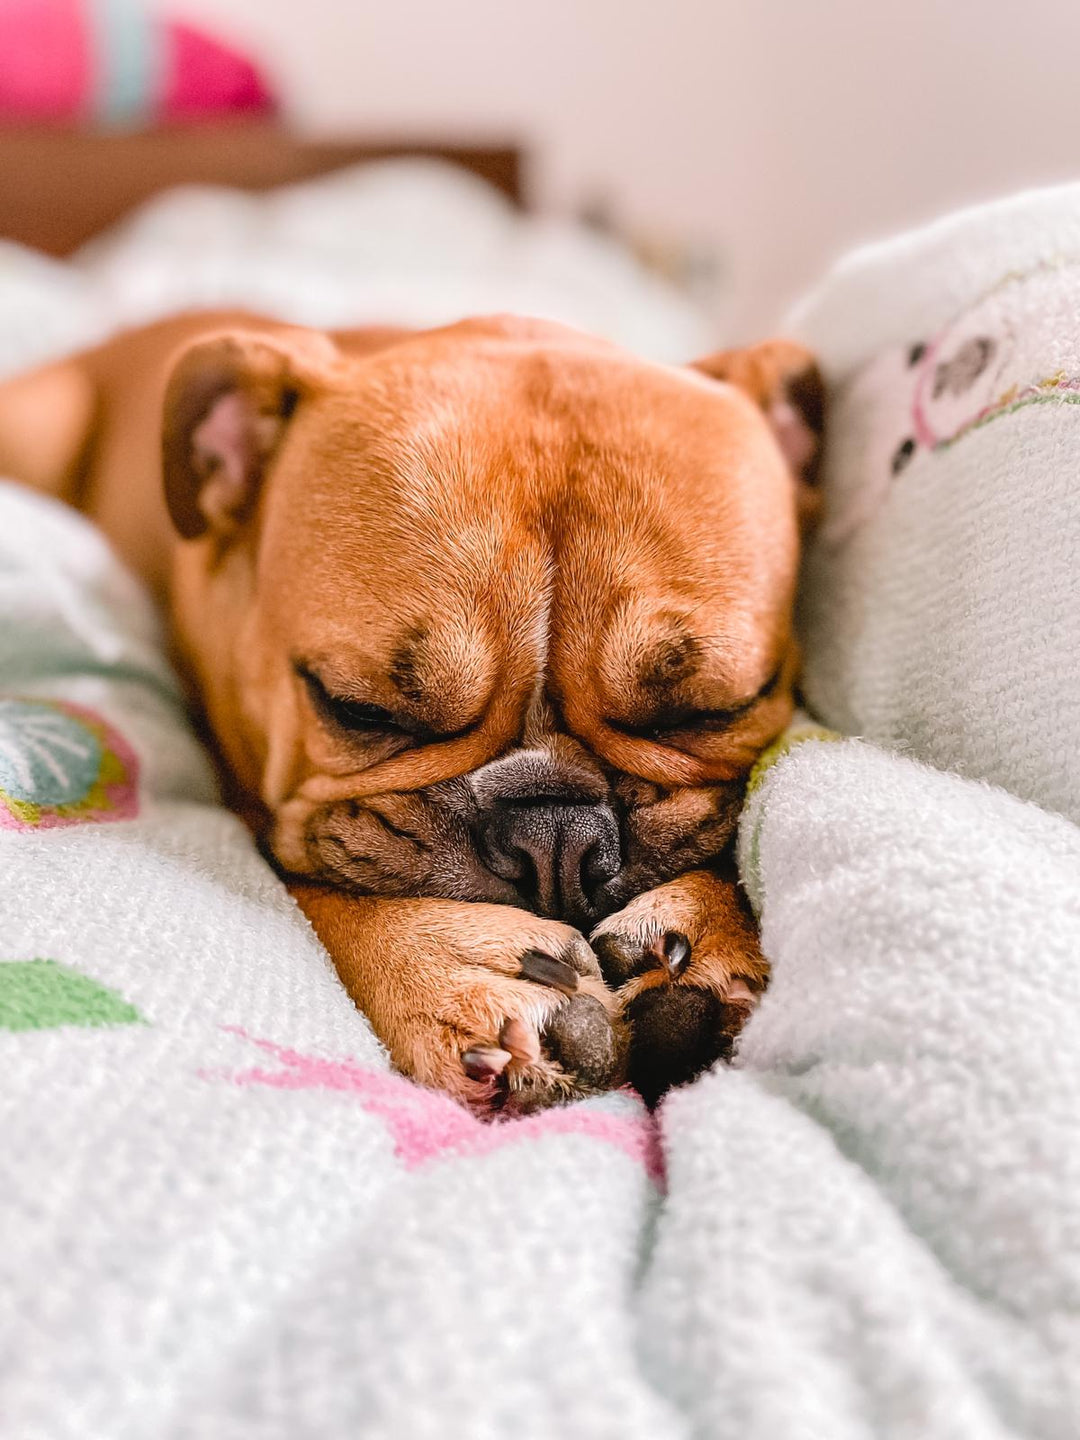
left=87, top=0, right=163, bottom=126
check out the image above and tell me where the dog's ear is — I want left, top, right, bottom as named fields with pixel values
left=692, top=339, right=825, bottom=525
left=162, top=329, right=338, bottom=540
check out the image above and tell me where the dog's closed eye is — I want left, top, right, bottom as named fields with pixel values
left=320, top=694, right=409, bottom=736
left=608, top=665, right=783, bottom=741
left=296, top=664, right=412, bottom=739
left=294, top=662, right=477, bottom=747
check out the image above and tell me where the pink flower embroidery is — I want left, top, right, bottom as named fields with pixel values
left=207, top=1027, right=664, bottom=1186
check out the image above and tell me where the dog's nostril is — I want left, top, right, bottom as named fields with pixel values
left=509, top=851, right=539, bottom=903
left=581, top=839, right=619, bottom=890
left=478, top=818, right=533, bottom=884
left=477, top=801, right=622, bottom=923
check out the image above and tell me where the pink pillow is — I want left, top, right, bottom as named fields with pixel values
left=0, top=0, right=276, bottom=124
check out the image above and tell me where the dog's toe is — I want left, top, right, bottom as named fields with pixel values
left=624, top=984, right=735, bottom=1107
left=452, top=980, right=624, bottom=1118
left=595, top=927, right=693, bottom=985
left=542, top=992, right=626, bottom=1090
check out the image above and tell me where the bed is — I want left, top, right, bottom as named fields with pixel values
left=0, top=124, right=526, bottom=256
left=1, top=131, right=1078, bottom=1440
left=0, top=124, right=712, bottom=380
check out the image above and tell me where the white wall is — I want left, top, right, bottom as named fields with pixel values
left=157, top=0, right=1080, bottom=338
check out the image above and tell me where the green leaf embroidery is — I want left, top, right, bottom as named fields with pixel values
left=0, top=959, right=145, bottom=1031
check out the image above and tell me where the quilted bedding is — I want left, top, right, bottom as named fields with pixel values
left=2, top=169, right=1079, bottom=1440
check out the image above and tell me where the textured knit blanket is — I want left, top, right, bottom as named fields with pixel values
left=3, top=472, right=1079, bottom=1440
left=790, top=181, right=1080, bottom=825
left=5, top=180, right=1080, bottom=1439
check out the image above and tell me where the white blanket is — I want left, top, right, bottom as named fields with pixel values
left=4, top=489, right=1079, bottom=1439
left=4, top=176, right=1080, bottom=1440
left=0, top=482, right=670, bottom=1440
left=789, top=182, right=1080, bottom=824
left=0, top=158, right=711, bottom=382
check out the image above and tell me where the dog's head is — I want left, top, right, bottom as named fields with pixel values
left=163, top=316, right=822, bottom=928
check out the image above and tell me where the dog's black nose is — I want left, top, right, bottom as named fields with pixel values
left=480, top=799, right=622, bottom=927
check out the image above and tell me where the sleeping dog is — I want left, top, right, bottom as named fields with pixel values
left=0, top=313, right=822, bottom=1111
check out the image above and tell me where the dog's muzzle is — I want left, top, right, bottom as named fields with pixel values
left=470, top=750, right=622, bottom=928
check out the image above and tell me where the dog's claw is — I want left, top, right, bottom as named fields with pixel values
left=518, top=949, right=579, bottom=994
left=657, top=930, right=691, bottom=979
left=500, top=1016, right=541, bottom=1064
left=462, top=1045, right=513, bottom=1080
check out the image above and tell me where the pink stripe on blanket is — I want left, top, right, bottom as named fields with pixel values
left=207, top=1027, right=665, bottom=1186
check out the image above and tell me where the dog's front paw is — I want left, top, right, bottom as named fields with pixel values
left=591, top=872, right=766, bottom=1106
left=401, top=912, right=628, bottom=1118
left=294, top=890, right=628, bottom=1120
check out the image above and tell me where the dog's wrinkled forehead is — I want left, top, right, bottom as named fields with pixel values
left=257, top=329, right=796, bottom=697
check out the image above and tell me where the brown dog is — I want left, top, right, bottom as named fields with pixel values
left=0, top=311, right=822, bottom=1112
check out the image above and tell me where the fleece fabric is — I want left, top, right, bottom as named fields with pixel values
left=3, top=466, right=1079, bottom=1438
left=789, top=182, right=1080, bottom=824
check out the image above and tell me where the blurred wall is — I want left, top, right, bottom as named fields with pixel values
left=153, top=0, right=1080, bottom=338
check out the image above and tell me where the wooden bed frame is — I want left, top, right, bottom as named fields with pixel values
left=0, top=124, right=525, bottom=256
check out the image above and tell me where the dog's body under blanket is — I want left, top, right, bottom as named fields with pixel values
left=3, top=478, right=1079, bottom=1437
